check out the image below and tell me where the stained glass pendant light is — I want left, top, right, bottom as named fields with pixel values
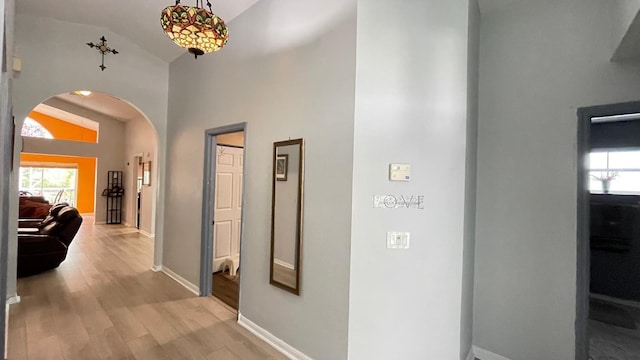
left=161, top=0, right=229, bottom=59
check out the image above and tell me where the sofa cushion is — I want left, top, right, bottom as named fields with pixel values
left=19, top=199, right=52, bottom=219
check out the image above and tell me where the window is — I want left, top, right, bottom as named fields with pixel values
left=21, top=118, right=54, bottom=139
left=19, top=167, right=78, bottom=205
left=589, top=150, right=640, bottom=193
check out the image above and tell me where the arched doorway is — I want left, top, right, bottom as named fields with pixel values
left=17, top=89, right=160, bottom=257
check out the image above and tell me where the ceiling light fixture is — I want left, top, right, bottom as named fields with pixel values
left=74, top=90, right=92, bottom=97
left=161, top=0, right=229, bottom=59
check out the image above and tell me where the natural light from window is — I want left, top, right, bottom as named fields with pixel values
left=589, top=150, right=640, bottom=194
left=21, top=118, right=54, bottom=139
left=19, top=167, right=77, bottom=205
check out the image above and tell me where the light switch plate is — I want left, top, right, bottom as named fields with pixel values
left=389, top=164, right=411, bottom=181
left=387, top=232, right=410, bottom=249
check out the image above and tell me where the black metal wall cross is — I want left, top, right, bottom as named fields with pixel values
left=86, top=36, right=119, bottom=71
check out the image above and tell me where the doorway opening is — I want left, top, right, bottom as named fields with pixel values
left=132, top=155, right=143, bottom=229
left=200, top=124, right=246, bottom=312
left=577, top=101, right=640, bottom=360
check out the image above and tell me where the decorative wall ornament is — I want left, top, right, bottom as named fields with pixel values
left=373, top=195, right=425, bottom=209
left=86, top=36, right=119, bottom=71
left=161, top=0, right=229, bottom=59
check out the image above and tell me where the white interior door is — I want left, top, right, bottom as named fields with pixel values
left=213, top=145, right=244, bottom=272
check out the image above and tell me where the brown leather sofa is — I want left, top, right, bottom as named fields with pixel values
left=18, top=202, right=68, bottom=229
left=18, top=196, right=52, bottom=219
left=18, top=205, right=83, bottom=277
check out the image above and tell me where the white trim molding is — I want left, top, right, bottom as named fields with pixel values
left=238, top=314, right=312, bottom=360
left=151, top=265, right=162, bottom=272
left=6, top=295, right=20, bottom=305
left=140, top=229, right=155, bottom=238
left=473, top=346, right=512, bottom=360
left=158, top=266, right=199, bottom=296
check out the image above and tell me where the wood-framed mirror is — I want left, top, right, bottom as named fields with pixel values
left=270, top=138, right=304, bottom=295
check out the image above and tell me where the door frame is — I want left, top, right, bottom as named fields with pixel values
left=576, top=100, right=640, bottom=360
left=131, top=153, right=143, bottom=229
left=199, top=123, right=247, bottom=297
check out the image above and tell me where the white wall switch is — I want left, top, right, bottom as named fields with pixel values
left=389, top=164, right=411, bottom=181
left=387, top=232, right=410, bottom=249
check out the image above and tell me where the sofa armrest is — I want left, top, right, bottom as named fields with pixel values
left=18, top=234, right=67, bottom=254
left=18, top=227, right=40, bottom=234
left=18, top=219, right=43, bottom=228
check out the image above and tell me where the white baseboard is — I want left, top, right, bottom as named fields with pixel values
left=151, top=265, right=162, bottom=272
left=590, top=293, right=640, bottom=309
left=465, top=347, right=475, bottom=360
left=158, top=266, right=199, bottom=296
left=273, top=259, right=294, bottom=270
left=237, top=314, right=312, bottom=360
left=94, top=221, right=106, bottom=225
left=6, top=295, right=20, bottom=305
left=140, top=229, right=154, bottom=238
left=473, top=346, right=511, bottom=360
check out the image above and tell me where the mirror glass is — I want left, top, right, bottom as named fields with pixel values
left=270, top=138, right=304, bottom=294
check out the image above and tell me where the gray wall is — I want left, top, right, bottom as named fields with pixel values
left=474, top=1, right=640, bottom=359
left=1, top=6, right=16, bottom=356
left=461, top=1, right=480, bottom=359
left=2, top=0, right=15, bottom=304
left=163, top=0, right=356, bottom=358
left=348, top=1, right=474, bottom=358
left=11, top=14, right=169, bottom=288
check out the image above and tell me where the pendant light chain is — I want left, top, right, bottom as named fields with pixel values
left=173, top=0, right=211, bottom=11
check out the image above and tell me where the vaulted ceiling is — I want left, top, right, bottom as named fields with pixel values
left=17, top=0, right=518, bottom=64
left=16, top=0, right=260, bottom=63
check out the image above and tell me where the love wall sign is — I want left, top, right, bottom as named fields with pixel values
left=373, top=195, right=425, bottom=209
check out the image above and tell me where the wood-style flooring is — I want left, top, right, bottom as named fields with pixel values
left=271, top=263, right=296, bottom=290
left=7, top=219, right=287, bottom=360
left=212, top=271, right=239, bottom=310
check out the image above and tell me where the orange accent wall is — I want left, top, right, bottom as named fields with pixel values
left=20, top=153, right=96, bottom=214
left=28, top=111, right=98, bottom=143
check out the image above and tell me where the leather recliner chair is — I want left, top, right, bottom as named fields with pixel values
left=18, top=205, right=83, bottom=277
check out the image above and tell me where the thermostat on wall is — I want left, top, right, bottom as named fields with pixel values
left=389, top=163, right=411, bottom=181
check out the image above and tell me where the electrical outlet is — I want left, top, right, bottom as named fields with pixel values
left=387, top=232, right=410, bottom=249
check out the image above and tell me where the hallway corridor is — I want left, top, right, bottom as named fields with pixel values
left=7, top=220, right=285, bottom=360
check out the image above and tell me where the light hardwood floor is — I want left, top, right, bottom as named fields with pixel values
left=8, top=219, right=287, bottom=360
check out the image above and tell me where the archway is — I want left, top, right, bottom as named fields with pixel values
left=17, top=89, right=160, bottom=263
